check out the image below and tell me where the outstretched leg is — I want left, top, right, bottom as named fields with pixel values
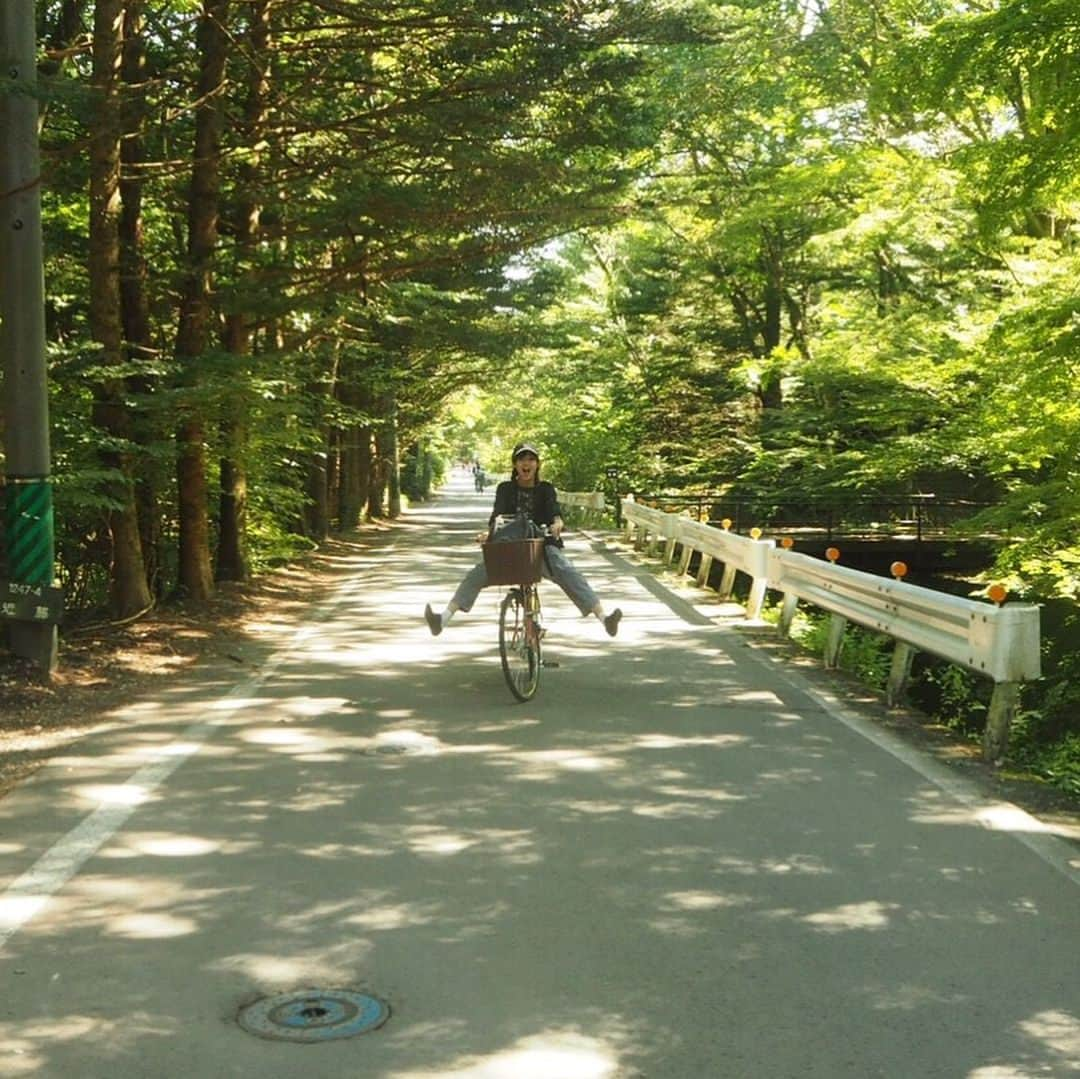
left=543, top=546, right=621, bottom=636
left=425, top=561, right=488, bottom=635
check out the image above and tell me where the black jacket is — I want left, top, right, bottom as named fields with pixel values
left=489, top=480, right=564, bottom=544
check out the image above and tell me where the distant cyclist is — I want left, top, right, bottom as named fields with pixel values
left=425, top=441, right=622, bottom=637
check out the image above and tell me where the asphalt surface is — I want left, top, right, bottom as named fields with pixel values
left=1, top=470, right=1078, bottom=1078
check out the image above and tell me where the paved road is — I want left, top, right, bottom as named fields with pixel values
left=1, top=471, right=1078, bottom=1078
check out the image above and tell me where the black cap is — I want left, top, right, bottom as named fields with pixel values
left=512, top=442, right=540, bottom=460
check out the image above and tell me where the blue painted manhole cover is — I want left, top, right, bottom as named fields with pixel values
left=237, top=989, right=390, bottom=1042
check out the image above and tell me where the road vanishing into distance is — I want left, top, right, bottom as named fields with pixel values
left=1, top=470, right=1078, bottom=1078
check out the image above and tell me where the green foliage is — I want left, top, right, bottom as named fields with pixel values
left=5, top=0, right=1078, bottom=780
left=780, top=606, right=893, bottom=691
left=1007, top=732, right=1080, bottom=796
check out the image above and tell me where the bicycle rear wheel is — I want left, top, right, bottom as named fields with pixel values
left=499, top=588, right=540, bottom=701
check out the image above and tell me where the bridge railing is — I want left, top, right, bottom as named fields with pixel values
left=633, top=492, right=998, bottom=541
left=616, top=496, right=1040, bottom=765
left=558, top=489, right=607, bottom=529
left=558, top=490, right=606, bottom=511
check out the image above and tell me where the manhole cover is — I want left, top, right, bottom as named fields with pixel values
left=238, top=989, right=390, bottom=1042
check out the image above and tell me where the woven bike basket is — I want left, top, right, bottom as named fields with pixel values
left=482, top=538, right=547, bottom=586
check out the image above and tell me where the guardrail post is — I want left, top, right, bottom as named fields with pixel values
left=695, top=553, right=713, bottom=588
left=983, top=682, right=1020, bottom=765
left=717, top=563, right=737, bottom=599
left=676, top=542, right=693, bottom=576
left=824, top=613, right=847, bottom=668
left=886, top=642, right=916, bottom=707
left=746, top=576, right=767, bottom=620
left=778, top=592, right=799, bottom=636
left=662, top=534, right=677, bottom=565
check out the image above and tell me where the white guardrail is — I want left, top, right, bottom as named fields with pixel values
left=616, top=496, right=1040, bottom=764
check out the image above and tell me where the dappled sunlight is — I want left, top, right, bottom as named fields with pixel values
left=394, top=1029, right=624, bottom=1079
left=547, top=799, right=629, bottom=818
left=235, top=715, right=465, bottom=764
left=469, top=716, right=542, bottom=733
left=801, top=899, right=899, bottom=932
left=967, top=1009, right=1080, bottom=1076
left=74, top=782, right=156, bottom=808
left=633, top=800, right=728, bottom=819
left=652, top=784, right=745, bottom=803
left=241, top=726, right=345, bottom=753
left=305, top=635, right=454, bottom=667
left=0, top=1013, right=175, bottom=1076
left=298, top=840, right=397, bottom=860
left=107, top=910, right=199, bottom=939
left=274, top=694, right=353, bottom=718
left=3, top=478, right=1076, bottom=1079
left=649, top=887, right=755, bottom=936
left=0, top=894, right=49, bottom=937
left=106, top=832, right=220, bottom=858
left=1018, top=1010, right=1080, bottom=1064
left=207, top=946, right=373, bottom=986
left=402, top=825, right=539, bottom=863
left=908, top=791, right=1072, bottom=841
left=63, top=873, right=243, bottom=940
left=510, top=748, right=624, bottom=777
left=663, top=888, right=750, bottom=911
left=368, top=728, right=443, bottom=756
left=344, top=899, right=443, bottom=931
left=274, top=789, right=351, bottom=812
left=405, top=829, right=477, bottom=856
left=714, top=853, right=832, bottom=876
left=630, top=732, right=747, bottom=751
left=729, top=689, right=784, bottom=704
left=756, top=766, right=822, bottom=784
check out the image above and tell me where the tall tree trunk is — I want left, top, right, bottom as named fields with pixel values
left=216, top=0, right=271, bottom=582
left=367, top=428, right=386, bottom=520
left=339, top=423, right=366, bottom=529
left=337, top=358, right=373, bottom=529
left=378, top=393, right=401, bottom=519
left=758, top=238, right=784, bottom=411
left=119, top=0, right=161, bottom=596
left=357, top=423, right=374, bottom=520
left=303, top=440, right=330, bottom=540
left=303, top=337, right=337, bottom=540
left=174, top=0, right=229, bottom=602
left=89, top=0, right=151, bottom=617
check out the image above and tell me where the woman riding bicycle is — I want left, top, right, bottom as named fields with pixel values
left=424, top=442, right=623, bottom=637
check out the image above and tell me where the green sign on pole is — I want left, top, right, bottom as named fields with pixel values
left=4, top=478, right=55, bottom=585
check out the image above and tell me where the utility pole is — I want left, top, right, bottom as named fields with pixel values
left=1, top=2, right=61, bottom=677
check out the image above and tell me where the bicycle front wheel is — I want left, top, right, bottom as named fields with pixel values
left=499, top=588, right=540, bottom=701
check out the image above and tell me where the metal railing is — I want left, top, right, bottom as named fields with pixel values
left=617, top=497, right=1038, bottom=766
left=632, top=493, right=999, bottom=542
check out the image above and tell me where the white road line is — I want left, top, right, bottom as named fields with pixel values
left=596, top=539, right=1080, bottom=888
left=0, top=596, right=342, bottom=949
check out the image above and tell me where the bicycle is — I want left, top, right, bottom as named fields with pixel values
left=481, top=525, right=549, bottom=701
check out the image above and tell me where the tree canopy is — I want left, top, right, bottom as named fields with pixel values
left=2, top=0, right=1078, bottom=772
